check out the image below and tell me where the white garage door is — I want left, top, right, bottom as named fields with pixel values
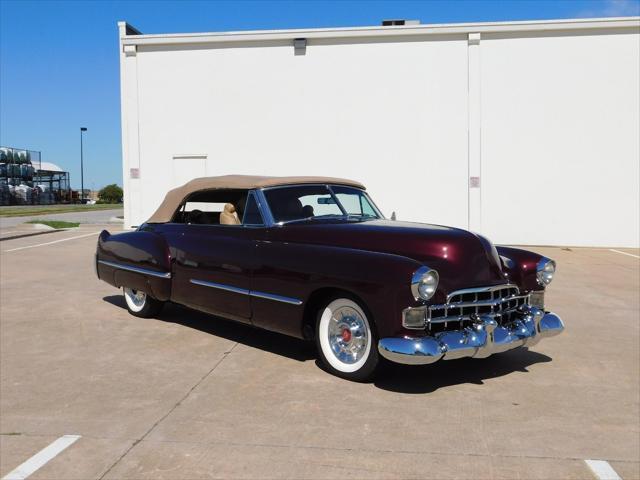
left=480, top=32, right=640, bottom=248
left=134, top=37, right=471, bottom=230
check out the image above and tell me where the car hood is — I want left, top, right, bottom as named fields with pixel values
left=270, top=219, right=506, bottom=292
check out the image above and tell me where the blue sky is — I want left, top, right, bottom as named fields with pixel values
left=1, top=0, right=639, bottom=189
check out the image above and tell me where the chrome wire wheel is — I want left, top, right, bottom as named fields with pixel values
left=123, top=287, right=147, bottom=313
left=318, top=298, right=373, bottom=374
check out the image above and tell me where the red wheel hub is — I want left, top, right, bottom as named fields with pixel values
left=341, top=328, right=352, bottom=343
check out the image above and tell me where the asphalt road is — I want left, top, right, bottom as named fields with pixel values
left=0, top=228, right=638, bottom=479
left=0, top=208, right=123, bottom=229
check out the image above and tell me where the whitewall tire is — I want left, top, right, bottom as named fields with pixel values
left=123, top=287, right=164, bottom=318
left=316, top=296, right=379, bottom=381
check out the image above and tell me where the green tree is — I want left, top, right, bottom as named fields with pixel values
left=98, top=184, right=123, bottom=204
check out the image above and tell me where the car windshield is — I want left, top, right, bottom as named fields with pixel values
left=263, top=185, right=383, bottom=224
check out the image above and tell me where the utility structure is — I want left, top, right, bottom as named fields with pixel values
left=80, top=127, right=87, bottom=202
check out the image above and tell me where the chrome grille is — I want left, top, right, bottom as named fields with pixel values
left=428, top=284, right=530, bottom=332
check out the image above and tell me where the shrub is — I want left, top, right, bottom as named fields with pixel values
left=98, top=184, right=123, bottom=203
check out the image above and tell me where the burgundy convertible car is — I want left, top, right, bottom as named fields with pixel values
left=96, top=175, right=564, bottom=381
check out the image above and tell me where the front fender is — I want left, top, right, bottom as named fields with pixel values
left=496, top=246, right=547, bottom=292
left=301, top=247, right=423, bottom=337
left=252, top=241, right=424, bottom=338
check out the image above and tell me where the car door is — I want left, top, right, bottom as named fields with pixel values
left=167, top=190, right=259, bottom=323
left=170, top=223, right=256, bottom=323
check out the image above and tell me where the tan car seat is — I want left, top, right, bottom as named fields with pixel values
left=220, top=203, right=240, bottom=225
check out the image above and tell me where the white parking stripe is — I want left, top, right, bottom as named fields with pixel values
left=609, top=249, right=640, bottom=259
left=3, top=232, right=100, bottom=253
left=2, top=435, right=81, bottom=480
left=585, top=460, right=622, bottom=480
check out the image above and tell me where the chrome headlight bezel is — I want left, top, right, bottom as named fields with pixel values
left=536, top=258, right=556, bottom=286
left=411, top=267, right=439, bottom=301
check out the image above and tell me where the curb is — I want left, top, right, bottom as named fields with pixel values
left=0, top=229, right=69, bottom=242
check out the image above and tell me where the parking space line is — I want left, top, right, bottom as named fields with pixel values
left=2, top=435, right=81, bottom=480
left=609, top=249, right=640, bottom=259
left=3, top=232, right=100, bottom=252
left=585, top=460, right=622, bottom=480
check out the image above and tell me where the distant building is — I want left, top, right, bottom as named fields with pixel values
left=0, top=146, right=71, bottom=204
left=34, top=161, right=71, bottom=203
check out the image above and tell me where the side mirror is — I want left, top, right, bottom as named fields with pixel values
left=390, top=211, right=397, bottom=221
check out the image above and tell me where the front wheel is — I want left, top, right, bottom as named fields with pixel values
left=123, top=287, right=164, bottom=318
left=316, top=297, right=379, bottom=382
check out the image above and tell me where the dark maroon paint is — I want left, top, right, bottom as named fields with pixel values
left=97, top=217, right=545, bottom=340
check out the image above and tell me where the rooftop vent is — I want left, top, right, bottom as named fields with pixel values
left=381, top=19, right=420, bottom=26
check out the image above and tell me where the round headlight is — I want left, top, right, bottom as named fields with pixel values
left=537, top=259, right=556, bottom=286
left=411, top=267, right=439, bottom=301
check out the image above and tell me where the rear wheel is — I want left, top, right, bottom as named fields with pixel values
left=123, top=287, right=164, bottom=318
left=316, top=296, right=379, bottom=382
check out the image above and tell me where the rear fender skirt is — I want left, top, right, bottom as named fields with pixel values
left=96, top=230, right=172, bottom=301
left=113, top=269, right=171, bottom=301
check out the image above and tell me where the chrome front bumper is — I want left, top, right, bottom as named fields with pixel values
left=378, top=307, right=564, bottom=365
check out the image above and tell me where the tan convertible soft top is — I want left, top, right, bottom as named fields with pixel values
left=147, top=175, right=366, bottom=224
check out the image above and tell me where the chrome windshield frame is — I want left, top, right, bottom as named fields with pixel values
left=328, top=184, right=385, bottom=220
left=256, top=183, right=384, bottom=227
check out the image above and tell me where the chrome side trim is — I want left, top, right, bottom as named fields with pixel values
left=98, top=259, right=172, bottom=279
left=190, top=279, right=250, bottom=296
left=250, top=290, right=303, bottom=306
left=189, top=278, right=303, bottom=306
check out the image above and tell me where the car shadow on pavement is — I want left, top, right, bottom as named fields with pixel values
left=373, top=349, right=552, bottom=394
left=103, top=296, right=316, bottom=362
left=104, top=295, right=552, bottom=391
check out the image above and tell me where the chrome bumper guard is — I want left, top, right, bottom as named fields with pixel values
left=378, top=307, right=564, bottom=366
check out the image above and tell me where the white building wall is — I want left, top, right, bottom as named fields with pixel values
left=119, top=18, right=640, bottom=247
left=480, top=29, right=640, bottom=247
left=130, top=36, right=471, bottom=231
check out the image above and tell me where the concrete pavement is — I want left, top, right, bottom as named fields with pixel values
left=0, top=230, right=638, bottom=479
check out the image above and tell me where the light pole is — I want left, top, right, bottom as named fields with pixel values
left=80, top=127, right=87, bottom=203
